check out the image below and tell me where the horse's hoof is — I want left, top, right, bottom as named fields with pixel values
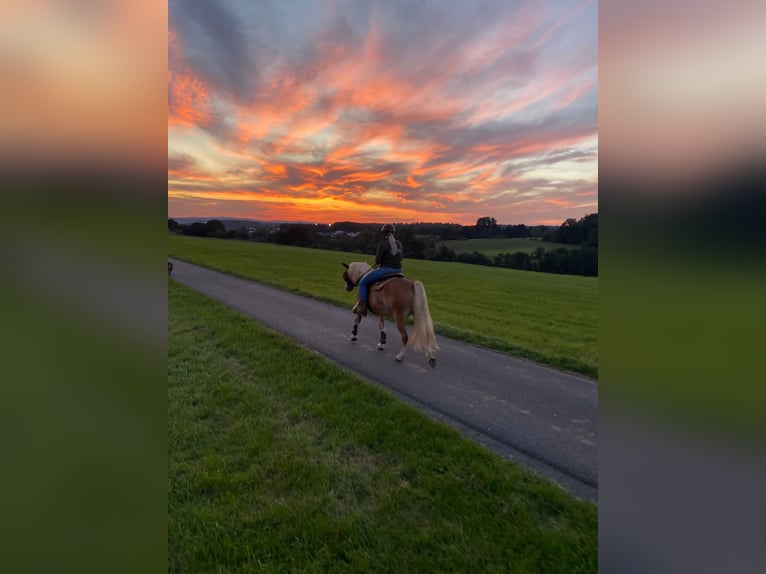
left=350, top=336, right=357, bottom=342
left=395, top=356, right=404, bottom=362
left=376, top=343, right=384, bottom=350
left=429, top=357, right=437, bottom=368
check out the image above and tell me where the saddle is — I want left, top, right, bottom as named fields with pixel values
left=371, top=273, right=404, bottom=291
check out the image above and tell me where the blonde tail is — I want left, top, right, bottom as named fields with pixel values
left=410, top=281, right=439, bottom=354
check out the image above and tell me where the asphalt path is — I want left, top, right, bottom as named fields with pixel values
left=170, top=258, right=598, bottom=503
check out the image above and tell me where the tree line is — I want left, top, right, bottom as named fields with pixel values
left=169, top=213, right=598, bottom=277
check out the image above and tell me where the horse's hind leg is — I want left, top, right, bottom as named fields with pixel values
left=350, top=313, right=362, bottom=342
left=376, top=315, right=386, bottom=350
left=394, top=315, right=409, bottom=362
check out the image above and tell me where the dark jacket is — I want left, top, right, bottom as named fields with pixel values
left=375, top=239, right=403, bottom=268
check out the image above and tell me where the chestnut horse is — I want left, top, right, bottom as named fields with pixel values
left=342, top=262, right=438, bottom=367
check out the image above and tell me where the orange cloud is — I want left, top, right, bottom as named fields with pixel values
left=168, top=2, right=598, bottom=225
left=168, top=72, right=212, bottom=127
left=168, top=29, right=211, bottom=127
left=262, top=162, right=287, bottom=178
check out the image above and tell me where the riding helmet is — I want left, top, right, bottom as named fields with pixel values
left=381, top=223, right=395, bottom=234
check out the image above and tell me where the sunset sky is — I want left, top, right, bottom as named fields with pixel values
left=168, top=0, right=597, bottom=225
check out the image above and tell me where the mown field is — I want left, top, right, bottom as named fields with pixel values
left=169, top=281, right=597, bottom=573
left=169, top=235, right=598, bottom=378
left=440, top=237, right=575, bottom=256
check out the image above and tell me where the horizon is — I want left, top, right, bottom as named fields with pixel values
left=168, top=215, right=573, bottom=227
left=169, top=0, right=597, bottom=226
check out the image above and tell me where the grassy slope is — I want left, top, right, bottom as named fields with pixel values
left=169, top=235, right=598, bottom=378
left=169, top=282, right=597, bottom=573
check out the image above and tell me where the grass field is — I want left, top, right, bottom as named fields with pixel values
left=169, top=281, right=597, bottom=573
left=441, top=237, right=575, bottom=256
left=169, top=235, right=598, bottom=378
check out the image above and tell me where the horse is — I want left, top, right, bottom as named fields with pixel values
left=342, top=262, right=439, bottom=367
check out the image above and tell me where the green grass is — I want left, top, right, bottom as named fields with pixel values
left=441, top=237, right=574, bottom=256
left=169, top=235, right=598, bottom=378
left=169, top=281, right=597, bottom=573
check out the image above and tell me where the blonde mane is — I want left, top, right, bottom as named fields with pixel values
left=347, top=261, right=372, bottom=284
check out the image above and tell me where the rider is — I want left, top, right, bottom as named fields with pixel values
left=356, top=223, right=403, bottom=316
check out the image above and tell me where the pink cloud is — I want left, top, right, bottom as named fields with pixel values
left=168, top=1, right=598, bottom=225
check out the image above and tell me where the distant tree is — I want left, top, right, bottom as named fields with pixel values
left=540, top=248, right=567, bottom=274
left=188, top=222, right=207, bottom=236
left=567, top=248, right=587, bottom=276
left=395, top=226, right=415, bottom=253
left=554, top=213, right=598, bottom=245
left=530, top=225, right=550, bottom=238
left=473, top=216, right=498, bottom=238
left=475, top=216, right=497, bottom=227
left=205, top=219, right=227, bottom=238
left=406, top=236, right=426, bottom=259
left=456, top=251, right=493, bottom=266
left=582, top=214, right=598, bottom=247
left=504, top=224, right=529, bottom=238
left=439, top=224, right=464, bottom=240
left=357, top=230, right=378, bottom=254
left=437, top=243, right=455, bottom=261
left=168, top=219, right=179, bottom=232
left=580, top=246, right=598, bottom=276
left=275, top=223, right=314, bottom=246
left=226, top=226, right=250, bottom=240
left=555, top=218, right=580, bottom=244
left=509, top=251, right=532, bottom=270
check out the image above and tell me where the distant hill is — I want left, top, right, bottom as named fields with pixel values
left=217, top=219, right=271, bottom=231
left=168, top=217, right=320, bottom=231
left=170, top=217, right=283, bottom=230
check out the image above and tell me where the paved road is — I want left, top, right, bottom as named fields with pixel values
left=170, top=258, right=598, bottom=503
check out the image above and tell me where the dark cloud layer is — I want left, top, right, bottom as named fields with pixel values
left=169, top=0, right=598, bottom=224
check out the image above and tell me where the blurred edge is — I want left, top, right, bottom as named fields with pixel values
left=600, top=0, right=765, bottom=573
left=0, top=1, right=167, bottom=572
left=600, top=166, right=766, bottom=574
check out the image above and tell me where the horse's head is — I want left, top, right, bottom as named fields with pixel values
left=341, top=263, right=354, bottom=291
left=341, top=262, right=370, bottom=291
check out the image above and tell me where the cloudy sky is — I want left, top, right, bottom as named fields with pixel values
left=168, top=0, right=597, bottom=225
